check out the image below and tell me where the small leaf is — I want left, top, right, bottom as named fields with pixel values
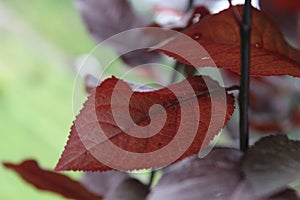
left=242, top=135, right=300, bottom=197
left=158, top=6, right=300, bottom=77
left=3, top=160, right=102, bottom=200
left=106, top=178, right=149, bottom=200
left=55, top=76, right=235, bottom=172
left=81, top=171, right=129, bottom=197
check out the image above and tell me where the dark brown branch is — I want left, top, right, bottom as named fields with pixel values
left=239, top=0, right=252, bottom=152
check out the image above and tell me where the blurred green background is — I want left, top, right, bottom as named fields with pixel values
left=0, top=0, right=96, bottom=199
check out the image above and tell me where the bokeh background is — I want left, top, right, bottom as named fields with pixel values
left=0, top=0, right=95, bottom=199
left=0, top=0, right=275, bottom=199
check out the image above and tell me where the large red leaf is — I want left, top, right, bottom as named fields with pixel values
left=55, top=76, right=235, bottom=171
left=3, top=160, right=101, bottom=200
left=158, top=6, right=300, bottom=77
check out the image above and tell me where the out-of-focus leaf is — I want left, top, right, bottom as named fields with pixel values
left=85, top=74, right=98, bottom=94
left=76, top=0, right=160, bottom=66
left=3, top=160, right=102, bottom=200
left=106, top=178, right=149, bottom=200
left=222, top=71, right=300, bottom=135
left=248, top=77, right=300, bottom=133
left=158, top=6, right=300, bottom=77
left=268, top=189, right=300, bottom=200
left=260, top=0, right=300, bottom=47
left=55, top=76, right=235, bottom=171
left=148, top=147, right=300, bottom=200
left=243, top=135, right=300, bottom=197
left=147, top=148, right=244, bottom=200
left=81, top=171, right=129, bottom=197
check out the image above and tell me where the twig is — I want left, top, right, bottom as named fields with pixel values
left=186, top=0, right=194, bottom=12
left=147, top=170, right=156, bottom=188
left=239, top=0, right=252, bottom=152
left=170, top=61, right=183, bottom=83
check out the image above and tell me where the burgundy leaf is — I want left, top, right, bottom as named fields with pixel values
left=158, top=6, right=300, bottom=77
left=3, top=160, right=101, bottom=200
left=55, top=76, right=235, bottom=172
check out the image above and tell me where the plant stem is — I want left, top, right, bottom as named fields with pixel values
left=239, top=0, right=252, bottom=152
left=169, top=0, right=195, bottom=83
left=186, top=0, right=194, bottom=12
left=170, top=62, right=182, bottom=83
left=148, top=170, right=156, bottom=188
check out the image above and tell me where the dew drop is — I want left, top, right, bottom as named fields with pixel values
left=255, top=42, right=262, bottom=48
left=201, top=56, right=210, bottom=60
left=192, top=33, right=201, bottom=40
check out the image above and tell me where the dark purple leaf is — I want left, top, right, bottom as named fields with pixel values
left=106, top=178, right=149, bottom=200
left=76, top=0, right=160, bottom=66
left=242, top=135, right=300, bottom=197
left=147, top=148, right=245, bottom=200
left=81, top=171, right=129, bottom=197
left=268, top=189, right=300, bottom=200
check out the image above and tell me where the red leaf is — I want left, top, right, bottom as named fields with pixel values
left=55, top=76, right=235, bottom=171
left=158, top=6, right=300, bottom=77
left=3, top=160, right=102, bottom=200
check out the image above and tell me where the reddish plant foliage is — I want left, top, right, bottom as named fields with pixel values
left=159, top=6, right=300, bottom=77
left=3, top=2, right=300, bottom=199
left=3, top=160, right=102, bottom=200
left=55, top=76, right=235, bottom=171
